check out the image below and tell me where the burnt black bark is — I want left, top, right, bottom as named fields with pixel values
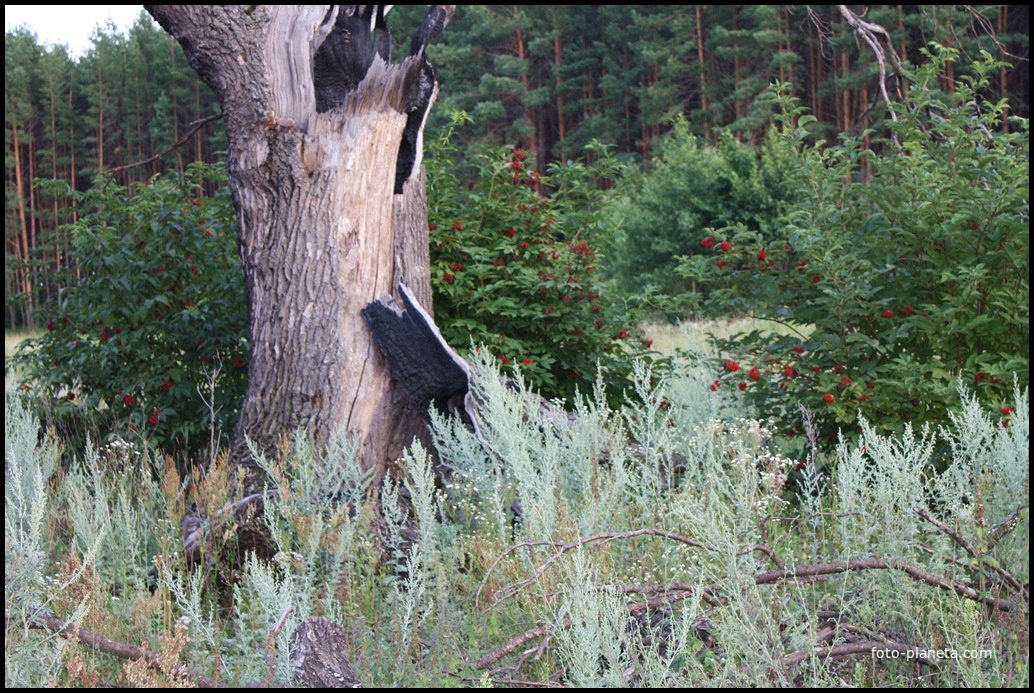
left=313, top=6, right=391, bottom=113
left=362, top=282, right=474, bottom=425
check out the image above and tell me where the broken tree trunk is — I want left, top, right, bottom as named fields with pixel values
left=144, top=6, right=454, bottom=493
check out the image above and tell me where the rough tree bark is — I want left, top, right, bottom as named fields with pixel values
left=144, top=6, right=453, bottom=492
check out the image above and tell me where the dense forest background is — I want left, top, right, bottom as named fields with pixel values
left=5, top=4, right=1029, bottom=330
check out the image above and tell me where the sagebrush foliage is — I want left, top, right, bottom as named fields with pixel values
left=5, top=358, right=1028, bottom=687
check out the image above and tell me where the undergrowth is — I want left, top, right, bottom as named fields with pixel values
left=4, top=354, right=1029, bottom=687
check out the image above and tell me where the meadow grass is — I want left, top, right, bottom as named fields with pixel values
left=645, top=318, right=811, bottom=355
left=4, top=340, right=1027, bottom=688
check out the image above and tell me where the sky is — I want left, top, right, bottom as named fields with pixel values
left=5, top=5, right=146, bottom=58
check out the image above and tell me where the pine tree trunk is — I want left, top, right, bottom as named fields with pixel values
left=146, top=5, right=451, bottom=492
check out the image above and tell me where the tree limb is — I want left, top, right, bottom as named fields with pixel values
left=837, top=5, right=903, bottom=129
left=29, top=610, right=226, bottom=688
left=105, top=114, right=223, bottom=175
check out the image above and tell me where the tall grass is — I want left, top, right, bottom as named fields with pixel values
left=4, top=355, right=1028, bottom=687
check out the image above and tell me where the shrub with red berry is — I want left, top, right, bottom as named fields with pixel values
left=426, top=116, right=654, bottom=403
left=12, top=162, right=248, bottom=457
left=684, top=53, right=1028, bottom=447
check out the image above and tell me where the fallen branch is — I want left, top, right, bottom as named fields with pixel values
left=475, top=626, right=553, bottom=670
left=476, top=528, right=715, bottom=612
left=911, top=507, right=976, bottom=557
left=782, top=640, right=933, bottom=669
left=30, top=610, right=225, bottom=688
left=260, top=607, right=292, bottom=688
left=475, top=526, right=1022, bottom=672
left=986, top=506, right=1025, bottom=552
left=912, top=505, right=1028, bottom=598
left=754, top=558, right=1015, bottom=611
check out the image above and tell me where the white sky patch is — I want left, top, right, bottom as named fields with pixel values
left=5, top=5, right=147, bottom=58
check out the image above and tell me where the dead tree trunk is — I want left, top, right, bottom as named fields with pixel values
left=145, top=6, right=453, bottom=492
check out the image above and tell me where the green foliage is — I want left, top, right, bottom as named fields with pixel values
left=611, top=118, right=801, bottom=302
left=11, top=163, right=248, bottom=458
left=676, top=50, right=1029, bottom=448
left=427, top=114, right=655, bottom=403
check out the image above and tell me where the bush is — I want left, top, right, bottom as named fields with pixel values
left=609, top=117, right=801, bottom=304
left=426, top=114, right=655, bottom=403
left=678, top=48, right=1029, bottom=448
left=11, top=163, right=248, bottom=458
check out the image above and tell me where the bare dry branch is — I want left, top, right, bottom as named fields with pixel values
left=475, top=626, right=554, bottom=670
left=837, top=5, right=903, bottom=127
left=474, top=525, right=1022, bottom=672
left=753, top=558, right=1016, bottom=610
left=476, top=528, right=715, bottom=612
left=912, top=506, right=1028, bottom=598
left=106, top=114, right=223, bottom=175
left=782, top=640, right=938, bottom=669
left=260, top=607, right=293, bottom=688
left=30, top=610, right=226, bottom=688
left=911, top=506, right=977, bottom=556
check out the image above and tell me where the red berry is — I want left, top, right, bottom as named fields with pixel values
left=719, top=241, right=731, bottom=253
left=903, top=305, right=915, bottom=316
left=149, top=409, right=161, bottom=426
left=738, top=382, right=748, bottom=391
left=749, top=367, right=760, bottom=380
left=443, top=272, right=455, bottom=284
left=812, top=275, right=822, bottom=284
left=724, top=359, right=740, bottom=373
left=1002, top=406, right=1012, bottom=416
left=162, top=380, right=173, bottom=392
left=823, top=393, right=834, bottom=404
left=975, top=372, right=987, bottom=382
left=715, top=260, right=729, bottom=268
left=784, top=365, right=795, bottom=378
left=882, top=310, right=894, bottom=318
left=791, top=345, right=804, bottom=354
left=757, top=249, right=767, bottom=261
left=521, top=357, right=533, bottom=366
left=701, top=237, right=716, bottom=250
left=123, top=394, right=137, bottom=407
